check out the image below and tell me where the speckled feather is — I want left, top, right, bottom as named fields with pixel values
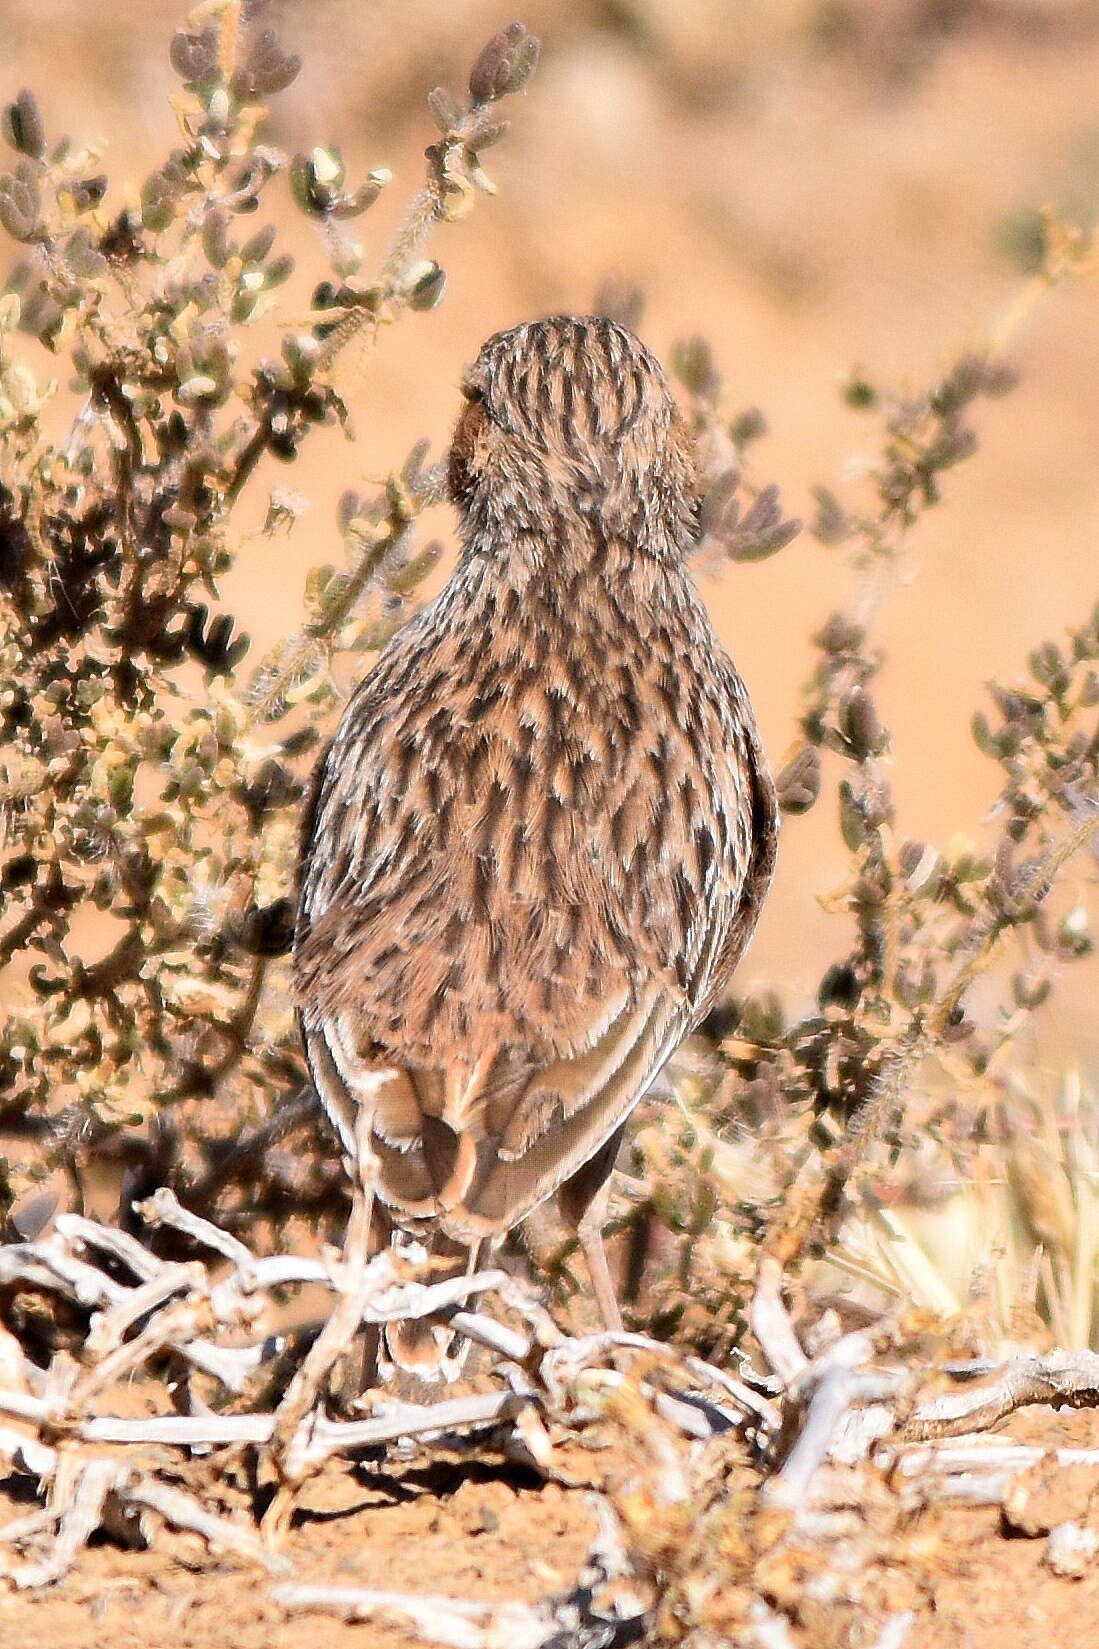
left=294, top=316, right=777, bottom=1343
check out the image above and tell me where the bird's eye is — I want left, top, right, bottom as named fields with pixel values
left=460, top=379, right=484, bottom=404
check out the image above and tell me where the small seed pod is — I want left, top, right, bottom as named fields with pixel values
left=468, top=23, right=540, bottom=104
left=407, top=262, right=446, bottom=312
left=811, top=485, right=852, bottom=546
left=671, top=335, right=720, bottom=400
left=815, top=612, right=865, bottom=656
left=169, top=28, right=219, bottom=87
left=427, top=85, right=464, bottom=134
left=329, top=178, right=384, bottom=219
left=240, top=223, right=276, bottom=265
left=776, top=745, right=821, bottom=816
left=0, top=166, right=40, bottom=242
left=3, top=90, right=45, bottom=160
left=233, top=29, right=302, bottom=99
left=838, top=685, right=884, bottom=760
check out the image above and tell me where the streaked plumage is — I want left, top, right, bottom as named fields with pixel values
left=294, top=315, right=777, bottom=1375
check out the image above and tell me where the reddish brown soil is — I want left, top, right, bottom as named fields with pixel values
left=918, top=1408, right=1099, bottom=1647
left=0, top=1454, right=597, bottom=1649
left=4, top=1406, right=1099, bottom=1647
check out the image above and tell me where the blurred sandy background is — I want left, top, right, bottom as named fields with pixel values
left=3, top=0, right=1098, bottom=1054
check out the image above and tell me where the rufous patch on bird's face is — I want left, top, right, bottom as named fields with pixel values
left=446, top=387, right=491, bottom=508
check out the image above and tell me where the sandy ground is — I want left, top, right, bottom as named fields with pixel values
left=5, top=1403, right=1099, bottom=1648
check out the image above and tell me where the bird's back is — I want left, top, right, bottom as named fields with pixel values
left=295, top=532, right=775, bottom=1241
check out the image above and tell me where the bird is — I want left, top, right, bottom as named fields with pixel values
left=293, top=314, right=778, bottom=1378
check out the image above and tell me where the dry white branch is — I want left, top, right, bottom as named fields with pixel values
left=81, top=1412, right=273, bottom=1446
left=271, top=1582, right=555, bottom=1648
left=362, top=1268, right=511, bottom=1324
left=180, top=1335, right=278, bottom=1392
left=445, top=1308, right=532, bottom=1363
left=904, top=1348, right=1099, bottom=1440
left=4, top=1192, right=1093, bottom=1645
left=3, top=1459, right=120, bottom=1589
left=297, top=1390, right=528, bottom=1465
left=136, top=1187, right=259, bottom=1279
left=751, top=1258, right=808, bottom=1385
left=0, top=1422, right=56, bottom=1477
left=85, top=1263, right=203, bottom=1356
left=767, top=1366, right=894, bottom=1507
left=684, top=1354, right=782, bottom=1429
left=121, top=1473, right=292, bottom=1573
left=0, top=1240, right=128, bottom=1307
left=897, top=1440, right=1099, bottom=1474
left=54, top=1213, right=164, bottom=1282
left=0, top=1388, right=52, bottom=1426
left=0, top=1388, right=525, bottom=1457
left=0, top=1505, right=61, bottom=1548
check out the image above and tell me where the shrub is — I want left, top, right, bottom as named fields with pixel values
left=0, top=7, right=541, bottom=1239
left=1, top=4, right=1097, bottom=1364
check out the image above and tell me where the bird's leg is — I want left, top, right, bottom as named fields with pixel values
left=576, top=1192, right=623, bottom=1335
left=557, top=1121, right=627, bottom=1335
left=264, top=1117, right=377, bottom=1542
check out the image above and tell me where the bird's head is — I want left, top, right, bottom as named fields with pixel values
left=448, top=315, right=698, bottom=561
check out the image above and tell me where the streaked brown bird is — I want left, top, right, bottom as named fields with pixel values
left=294, top=315, right=777, bottom=1376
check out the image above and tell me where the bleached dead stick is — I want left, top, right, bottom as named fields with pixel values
left=71, top=1295, right=218, bottom=1407
left=266, top=1162, right=379, bottom=1518
left=902, top=1348, right=1099, bottom=1440
left=0, top=1423, right=55, bottom=1476
left=26, top=1214, right=336, bottom=1311
left=208, top=1252, right=345, bottom=1323
left=136, top=1187, right=260, bottom=1279
left=3, top=1214, right=536, bottom=1420
left=766, top=1366, right=898, bottom=1508
left=0, top=1505, right=61, bottom=1549
left=2, top=1459, right=120, bottom=1590
left=684, top=1355, right=782, bottom=1430
left=0, top=1387, right=524, bottom=1458
left=13, top=1232, right=278, bottom=1399
left=54, top=1213, right=164, bottom=1282
left=121, top=1474, right=292, bottom=1575
left=0, top=1241, right=129, bottom=1308
left=271, top=1583, right=554, bottom=1648
left=445, top=1308, right=532, bottom=1363
left=0, top=1431, right=289, bottom=1580
left=361, top=1269, right=511, bottom=1324
left=85, top=1263, right=205, bottom=1357
left=897, top=1441, right=1099, bottom=1474
left=0, top=1389, right=53, bottom=1426
left=751, top=1258, right=808, bottom=1385
left=540, top=1330, right=753, bottom=1412
left=911, top=1473, right=1019, bottom=1505
left=296, top=1390, right=527, bottom=1466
